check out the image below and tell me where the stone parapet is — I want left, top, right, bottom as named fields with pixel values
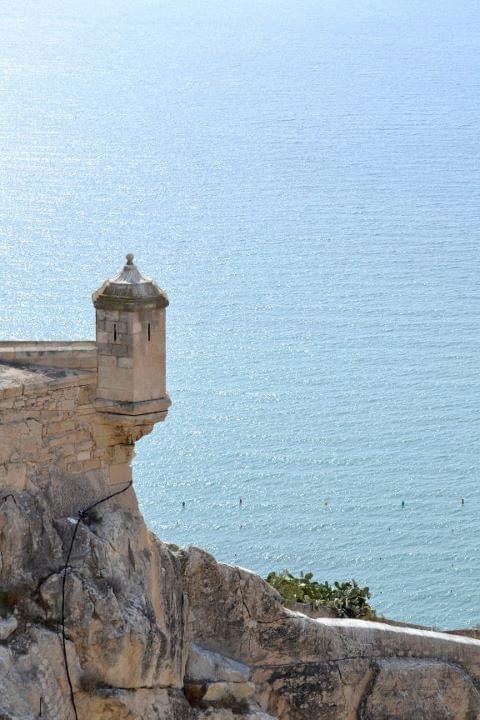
left=0, top=341, right=97, bottom=370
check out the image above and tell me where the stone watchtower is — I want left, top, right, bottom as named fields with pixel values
left=92, top=254, right=171, bottom=423
left=0, top=254, right=171, bottom=511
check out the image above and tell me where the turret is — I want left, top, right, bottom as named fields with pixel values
left=92, top=254, right=171, bottom=422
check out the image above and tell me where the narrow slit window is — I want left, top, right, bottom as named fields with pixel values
left=113, top=323, right=117, bottom=342
left=147, top=323, right=151, bottom=342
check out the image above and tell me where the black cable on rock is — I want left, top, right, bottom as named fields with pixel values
left=60, top=479, right=133, bottom=720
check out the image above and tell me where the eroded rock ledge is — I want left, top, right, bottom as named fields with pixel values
left=1, top=485, right=480, bottom=720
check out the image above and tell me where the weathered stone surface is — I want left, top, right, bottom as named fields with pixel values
left=183, top=546, right=287, bottom=665
left=254, top=659, right=373, bottom=720
left=185, top=645, right=262, bottom=715
left=37, top=511, right=188, bottom=691
left=0, top=614, right=18, bottom=640
left=187, top=645, right=251, bottom=683
left=195, top=710, right=277, bottom=719
left=0, top=489, right=64, bottom=604
left=76, top=688, right=194, bottom=720
left=362, top=659, right=480, bottom=719
left=203, top=681, right=255, bottom=704
left=0, top=626, right=80, bottom=720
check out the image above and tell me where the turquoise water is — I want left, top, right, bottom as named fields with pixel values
left=1, top=0, right=480, bottom=628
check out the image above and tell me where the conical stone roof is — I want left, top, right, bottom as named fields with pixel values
left=93, top=254, right=169, bottom=310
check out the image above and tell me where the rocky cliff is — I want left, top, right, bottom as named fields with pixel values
left=2, top=356, right=480, bottom=719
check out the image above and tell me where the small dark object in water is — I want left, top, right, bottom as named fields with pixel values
left=182, top=501, right=185, bottom=509
left=461, top=498, right=465, bottom=505
left=401, top=500, right=405, bottom=508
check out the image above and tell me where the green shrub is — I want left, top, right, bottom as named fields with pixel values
left=265, top=570, right=376, bottom=620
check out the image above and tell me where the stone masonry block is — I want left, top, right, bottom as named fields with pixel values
left=97, top=355, right=117, bottom=368
left=102, top=309, right=119, bottom=320
left=97, top=343, right=131, bottom=358
left=96, top=386, right=131, bottom=402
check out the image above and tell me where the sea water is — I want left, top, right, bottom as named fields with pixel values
left=1, top=0, right=480, bottom=628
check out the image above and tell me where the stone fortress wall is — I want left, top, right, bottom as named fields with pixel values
left=1, top=257, right=480, bottom=720
left=0, top=339, right=161, bottom=519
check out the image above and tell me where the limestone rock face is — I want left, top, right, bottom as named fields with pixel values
left=76, top=688, right=194, bottom=720
left=0, top=626, right=79, bottom=720
left=38, top=510, right=187, bottom=691
left=363, top=659, right=480, bottom=719
left=1, top=483, right=480, bottom=720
